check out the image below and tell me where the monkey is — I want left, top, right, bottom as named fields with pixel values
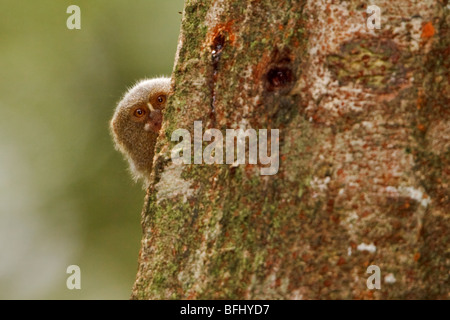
left=110, top=77, right=171, bottom=187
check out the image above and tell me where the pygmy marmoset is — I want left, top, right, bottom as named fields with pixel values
left=110, top=77, right=171, bottom=186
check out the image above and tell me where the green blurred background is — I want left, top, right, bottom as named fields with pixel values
left=0, top=0, right=184, bottom=299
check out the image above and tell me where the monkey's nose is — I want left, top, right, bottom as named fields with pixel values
left=146, top=110, right=163, bottom=133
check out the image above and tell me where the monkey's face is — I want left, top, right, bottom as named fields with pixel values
left=110, top=77, right=171, bottom=178
left=129, top=92, right=167, bottom=134
left=111, top=90, right=167, bottom=143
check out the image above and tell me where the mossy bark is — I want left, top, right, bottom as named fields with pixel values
left=132, top=0, right=449, bottom=299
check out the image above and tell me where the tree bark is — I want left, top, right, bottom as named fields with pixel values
left=132, top=0, right=449, bottom=299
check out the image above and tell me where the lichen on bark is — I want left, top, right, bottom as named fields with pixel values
left=132, top=0, right=449, bottom=299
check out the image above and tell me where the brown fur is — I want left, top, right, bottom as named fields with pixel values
left=110, top=77, right=171, bottom=187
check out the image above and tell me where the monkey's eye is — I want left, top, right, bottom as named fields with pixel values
left=133, top=108, right=146, bottom=118
left=156, top=95, right=166, bottom=105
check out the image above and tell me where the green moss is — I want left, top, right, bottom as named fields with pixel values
left=326, top=38, right=408, bottom=92
left=180, top=2, right=210, bottom=57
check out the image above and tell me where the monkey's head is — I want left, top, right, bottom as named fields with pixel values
left=110, top=77, right=171, bottom=184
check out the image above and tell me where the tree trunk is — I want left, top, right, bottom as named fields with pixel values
left=132, top=0, right=449, bottom=299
